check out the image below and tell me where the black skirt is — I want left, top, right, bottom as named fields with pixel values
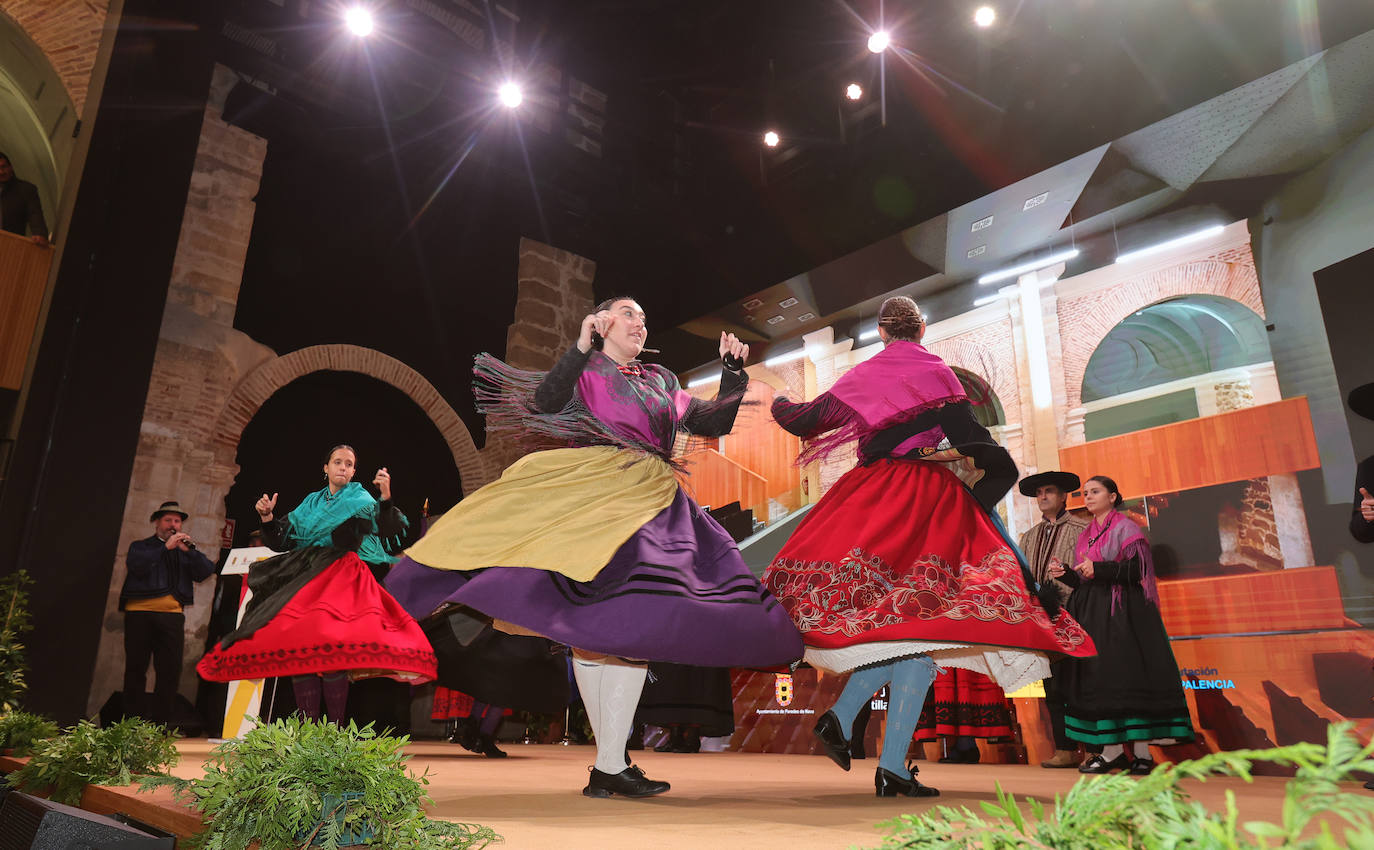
left=635, top=663, right=735, bottom=736
left=1058, top=579, right=1194, bottom=745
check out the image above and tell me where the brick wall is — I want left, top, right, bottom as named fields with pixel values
left=1058, top=249, right=1264, bottom=411
left=0, top=0, right=110, bottom=113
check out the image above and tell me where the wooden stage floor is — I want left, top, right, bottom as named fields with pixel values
left=9, top=739, right=1341, bottom=849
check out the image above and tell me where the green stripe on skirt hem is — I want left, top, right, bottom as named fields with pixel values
left=1064, top=714, right=1193, bottom=744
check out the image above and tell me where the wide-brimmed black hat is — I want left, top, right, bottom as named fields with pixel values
left=1018, top=471, right=1081, bottom=497
left=150, top=500, right=188, bottom=521
left=1350, top=383, right=1374, bottom=421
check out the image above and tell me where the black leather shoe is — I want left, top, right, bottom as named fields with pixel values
left=1364, top=779, right=1374, bottom=792
left=655, top=726, right=683, bottom=753
left=583, top=764, right=671, bottom=798
left=476, top=734, right=507, bottom=759
left=676, top=727, right=701, bottom=754
left=1128, top=757, right=1154, bottom=775
left=813, top=711, right=852, bottom=771
left=875, top=765, right=939, bottom=798
left=1078, top=754, right=1130, bottom=774
left=451, top=717, right=479, bottom=751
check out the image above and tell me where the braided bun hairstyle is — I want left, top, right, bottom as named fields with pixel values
left=878, top=296, right=925, bottom=341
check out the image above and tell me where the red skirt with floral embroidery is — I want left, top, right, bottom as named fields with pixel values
left=763, top=458, right=1093, bottom=658
left=197, top=552, right=438, bottom=683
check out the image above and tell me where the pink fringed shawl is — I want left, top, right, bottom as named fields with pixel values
left=1074, top=509, right=1158, bottom=613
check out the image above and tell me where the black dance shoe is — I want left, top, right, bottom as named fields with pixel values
left=1078, top=754, right=1130, bottom=774
left=476, top=734, right=507, bottom=759
left=583, top=764, right=671, bottom=798
left=450, top=717, right=478, bottom=751
left=654, top=725, right=684, bottom=753
left=813, top=711, right=852, bottom=772
left=875, top=765, right=939, bottom=798
left=1128, top=757, right=1155, bottom=775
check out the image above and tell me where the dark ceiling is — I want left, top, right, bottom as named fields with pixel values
left=216, top=0, right=1374, bottom=417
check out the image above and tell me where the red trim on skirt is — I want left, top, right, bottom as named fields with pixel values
left=198, top=552, right=437, bottom=683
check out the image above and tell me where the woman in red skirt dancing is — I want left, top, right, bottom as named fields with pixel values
left=198, top=445, right=437, bottom=723
left=763, top=296, right=1094, bottom=797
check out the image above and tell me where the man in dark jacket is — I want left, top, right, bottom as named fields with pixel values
left=121, top=500, right=216, bottom=722
left=0, top=153, right=48, bottom=245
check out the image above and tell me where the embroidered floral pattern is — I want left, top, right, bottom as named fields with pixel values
left=766, top=546, right=1090, bottom=651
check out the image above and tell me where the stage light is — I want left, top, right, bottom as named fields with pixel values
left=1114, top=224, right=1226, bottom=264
left=859, top=327, right=880, bottom=341
left=867, top=31, right=891, bottom=53
left=977, top=248, right=1080, bottom=284
left=343, top=6, right=374, bottom=37
left=498, top=82, right=523, bottom=108
left=974, top=6, right=996, bottom=27
left=973, top=292, right=1006, bottom=307
left=687, top=374, right=720, bottom=388
left=764, top=347, right=808, bottom=367
left=846, top=83, right=863, bottom=101
left=763, top=130, right=780, bottom=147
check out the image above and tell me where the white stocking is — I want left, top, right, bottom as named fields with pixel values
left=573, top=655, right=648, bottom=774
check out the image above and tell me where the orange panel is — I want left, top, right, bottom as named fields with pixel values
left=1059, top=397, right=1320, bottom=500
left=678, top=448, right=769, bottom=516
left=0, top=230, right=54, bottom=389
left=1157, top=566, right=1353, bottom=637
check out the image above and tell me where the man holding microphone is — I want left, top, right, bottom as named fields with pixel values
left=120, top=500, right=216, bottom=724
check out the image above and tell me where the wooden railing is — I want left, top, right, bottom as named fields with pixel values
left=1059, top=396, right=1321, bottom=501
left=678, top=448, right=769, bottom=517
left=0, top=229, right=55, bottom=390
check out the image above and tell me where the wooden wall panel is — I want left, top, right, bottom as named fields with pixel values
left=1157, top=566, right=1352, bottom=638
left=0, top=231, right=55, bottom=389
left=1059, top=397, right=1320, bottom=499
left=723, top=381, right=802, bottom=512
left=678, top=448, right=769, bottom=516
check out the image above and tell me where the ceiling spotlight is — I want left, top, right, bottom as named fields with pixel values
left=867, top=30, right=891, bottom=53
left=845, top=83, right=863, bottom=100
left=763, top=130, right=780, bottom=147
left=343, top=6, right=374, bottom=37
left=498, top=82, right=523, bottom=108
left=974, top=6, right=996, bottom=28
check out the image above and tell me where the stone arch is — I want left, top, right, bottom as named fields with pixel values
left=0, top=4, right=93, bottom=224
left=210, top=344, right=493, bottom=496
left=1059, top=258, right=1264, bottom=410
left=0, top=2, right=110, bottom=114
left=925, top=328, right=1021, bottom=426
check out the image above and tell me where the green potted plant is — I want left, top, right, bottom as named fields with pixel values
left=0, top=710, right=59, bottom=756
left=870, top=721, right=1374, bottom=849
left=7, top=717, right=180, bottom=804
left=143, top=716, right=499, bottom=849
left=0, top=570, right=34, bottom=712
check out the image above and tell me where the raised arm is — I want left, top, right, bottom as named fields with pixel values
left=534, top=346, right=593, bottom=413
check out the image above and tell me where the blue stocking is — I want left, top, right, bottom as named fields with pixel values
left=879, top=656, right=938, bottom=778
left=831, top=663, right=894, bottom=731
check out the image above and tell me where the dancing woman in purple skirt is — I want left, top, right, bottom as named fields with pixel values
left=387, top=297, right=803, bottom=798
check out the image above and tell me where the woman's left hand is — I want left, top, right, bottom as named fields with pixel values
left=373, top=467, right=392, bottom=501
left=719, top=332, right=749, bottom=369
left=1075, top=559, right=1094, bottom=579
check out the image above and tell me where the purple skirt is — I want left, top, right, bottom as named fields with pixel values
left=386, top=489, right=802, bottom=668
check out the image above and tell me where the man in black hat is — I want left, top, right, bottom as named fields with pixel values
left=1016, top=470, right=1089, bottom=768
left=1350, top=383, right=1374, bottom=544
left=120, top=500, right=216, bottom=723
